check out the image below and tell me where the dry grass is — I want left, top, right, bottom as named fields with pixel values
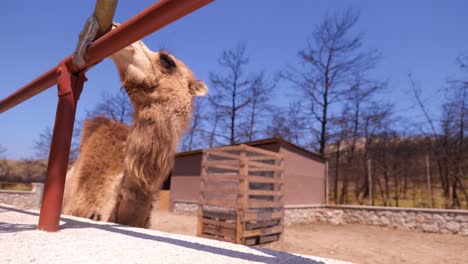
left=0, top=183, right=32, bottom=191
left=328, top=181, right=468, bottom=209
left=0, top=159, right=47, bottom=183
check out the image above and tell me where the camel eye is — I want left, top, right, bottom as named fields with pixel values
left=159, top=52, right=177, bottom=70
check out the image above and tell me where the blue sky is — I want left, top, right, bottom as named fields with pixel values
left=0, top=0, right=467, bottom=159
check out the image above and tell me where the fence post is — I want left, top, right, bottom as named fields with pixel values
left=37, top=61, right=86, bottom=232
left=237, top=145, right=248, bottom=244
left=368, top=159, right=373, bottom=206
left=325, top=161, right=329, bottom=205
left=197, top=151, right=208, bottom=237
left=425, top=154, right=433, bottom=207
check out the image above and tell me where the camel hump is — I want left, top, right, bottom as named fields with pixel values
left=79, top=116, right=129, bottom=151
left=81, top=116, right=113, bottom=144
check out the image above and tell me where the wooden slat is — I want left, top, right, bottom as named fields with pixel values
left=236, top=209, right=243, bottom=244
left=203, top=224, right=236, bottom=238
left=204, top=163, right=240, bottom=171
left=203, top=218, right=236, bottom=229
left=197, top=209, right=203, bottom=237
left=206, top=150, right=241, bottom=160
left=243, top=210, right=283, bottom=221
left=200, top=233, right=235, bottom=243
left=248, top=189, right=282, bottom=196
left=248, top=199, right=283, bottom=209
left=203, top=174, right=240, bottom=182
left=198, top=152, right=208, bottom=237
left=203, top=210, right=237, bottom=220
left=259, top=234, right=279, bottom=244
left=243, top=225, right=282, bottom=237
left=205, top=159, right=240, bottom=166
left=248, top=167, right=283, bottom=172
left=248, top=176, right=282, bottom=183
left=239, top=151, right=249, bottom=244
left=244, top=237, right=257, bottom=246
left=245, top=220, right=279, bottom=230
left=201, top=198, right=238, bottom=208
left=201, top=187, right=239, bottom=195
left=247, top=160, right=283, bottom=171
left=248, top=155, right=277, bottom=161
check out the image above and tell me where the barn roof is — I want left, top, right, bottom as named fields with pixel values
left=176, top=137, right=325, bottom=163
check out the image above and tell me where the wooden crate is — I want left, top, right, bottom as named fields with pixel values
left=197, top=144, right=284, bottom=246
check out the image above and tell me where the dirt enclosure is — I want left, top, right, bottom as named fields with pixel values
left=150, top=210, right=468, bottom=264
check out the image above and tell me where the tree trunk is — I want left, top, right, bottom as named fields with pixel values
left=339, top=164, right=348, bottom=204
left=394, top=165, right=400, bottom=207
left=334, top=141, right=341, bottom=204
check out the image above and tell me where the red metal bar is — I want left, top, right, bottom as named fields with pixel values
left=37, top=61, right=86, bottom=232
left=0, top=0, right=213, bottom=113
left=0, top=68, right=58, bottom=114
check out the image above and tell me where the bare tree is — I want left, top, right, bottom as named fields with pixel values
left=339, top=77, right=386, bottom=203
left=283, top=9, right=380, bottom=156
left=209, top=43, right=264, bottom=145
left=328, top=108, right=351, bottom=204
left=205, top=94, right=225, bottom=147
left=34, top=124, right=81, bottom=164
left=87, top=89, right=133, bottom=124
left=344, top=77, right=385, bottom=158
left=240, top=72, right=275, bottom=142
left=409, top=66, right=467, bottom=208
left=18, top=158, right=45, bottom=183
left=34, top=127, right=53, bottom=161
left=0, top=144, right=10, bottom=179
left=443, top=57, right=468, bottom=207
left=265, top=101, right=308, bottom=146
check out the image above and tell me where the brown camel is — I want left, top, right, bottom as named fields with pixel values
left=62, top=37, right=207, bottom=228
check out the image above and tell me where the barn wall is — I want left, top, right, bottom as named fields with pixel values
left=169, top=141, right=326, bottom=210
left=280, top=144, right=326, bottom=205
left=169, top=153, right=202, bottom=209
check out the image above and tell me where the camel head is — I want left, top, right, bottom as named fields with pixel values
left=110, top=39, right=207, bottom=108
left=108, top=31, right=208, bottom=195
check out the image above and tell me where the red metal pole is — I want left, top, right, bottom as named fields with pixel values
left=37, top=61, right=86, bottom=232
left=0, top=0, right=213, bottom=113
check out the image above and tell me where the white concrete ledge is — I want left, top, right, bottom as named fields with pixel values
left=0, top=204, right=348, bottom=264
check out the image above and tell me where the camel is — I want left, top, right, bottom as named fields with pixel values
left=62, top=35, right=207, bottom=228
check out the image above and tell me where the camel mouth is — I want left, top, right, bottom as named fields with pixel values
left=121, top=76, right=161, bottom=105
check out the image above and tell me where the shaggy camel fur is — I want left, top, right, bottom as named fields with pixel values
left=62, top=38, right=207, bottom=227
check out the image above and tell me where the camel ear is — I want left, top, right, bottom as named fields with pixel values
left=189, top=80, right=208, bottom=96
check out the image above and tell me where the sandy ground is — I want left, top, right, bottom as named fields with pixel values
left=150, top=210, right=468, bottom=264
left=0, top=204, right=346, bottom=264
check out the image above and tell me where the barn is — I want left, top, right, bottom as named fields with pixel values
left=162, top=137, right=327, bottom=211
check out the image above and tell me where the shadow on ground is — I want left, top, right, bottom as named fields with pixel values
left=0, top=205, right=326, bottom=264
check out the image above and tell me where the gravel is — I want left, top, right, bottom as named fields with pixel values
left=0, top=204, right=349, bottom=264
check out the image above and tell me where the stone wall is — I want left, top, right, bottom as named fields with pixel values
left=172, top=200, right=468, bottom=236
left=285, top=204, right=468, bottom=236
left=0, top=183, right=44, bottom=209
left=172, top=200, right=199, bottom=215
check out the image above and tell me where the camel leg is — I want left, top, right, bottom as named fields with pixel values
left=113, top=175, right=153, bottom=228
